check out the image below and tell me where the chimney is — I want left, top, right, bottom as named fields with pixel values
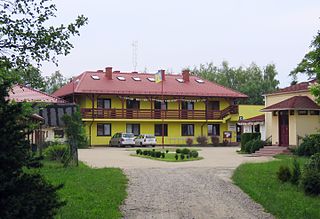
left=97, top=70, right=103, bottom=72
left=182, top=69, right=190, bottom=82
left=132, top=71, right=138, bottom=74
left=105, top=67, right=112, bottom=80
left=160, top=69, right=166, bottom=81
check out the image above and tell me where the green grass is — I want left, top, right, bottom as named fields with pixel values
left=131, top=153, right=203, bottom=162
left=40, top=161, right=127, bottom=219
left=126, top=147, right=201, bottom=152
left=232, top=155, right=320, bottom=219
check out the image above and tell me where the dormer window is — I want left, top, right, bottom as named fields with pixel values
left=176, top=78, right=184, bottom=83
left=117, top=76, right=126, bottom=81
left=132, top=77, right=141, bottom=81
left=91, top=75, right=100, bottom=80
left=195, top=79, right=204, bottom=84
left=147, top=78, right=155, bottom=82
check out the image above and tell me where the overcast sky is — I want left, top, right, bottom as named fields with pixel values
left=40, top=0, right=320, bottom=87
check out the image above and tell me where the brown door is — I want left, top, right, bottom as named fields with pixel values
left=278, top=111, right=289, bottom=146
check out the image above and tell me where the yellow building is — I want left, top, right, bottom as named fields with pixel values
left=53, top=67, right=259, bottom=146
left=262, top=79, right=320, bottom=147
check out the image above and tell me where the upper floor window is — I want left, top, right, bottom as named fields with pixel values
left=208, top=101, right=220, bottom=110
left=97, top=98, right=111, bottom=109
left=126, top=99, right=140, bottom=109
left=181, top=101, right=194, bottom=110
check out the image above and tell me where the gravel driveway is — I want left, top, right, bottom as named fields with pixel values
left=79, top=147, right=274, bottom=219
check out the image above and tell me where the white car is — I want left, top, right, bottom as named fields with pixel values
left=135, top=134, right=156, bottom=147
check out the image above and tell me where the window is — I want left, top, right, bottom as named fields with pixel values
left=208, top=124, right=220, bottom=136
left=97, top=98, right=111, bottom=108
left=290, top=110, right=295, bottom=115
left=116, top=76, right=126, bottom=81
left=310, top=110, right=320, bottom=115
left=147, top=77, right=155, bottom=82
left=91, top=75, right=100, bottom=80
left=181, top=124, right=194, bottom=136
left=298, top=110, right=308, bottom=115
left=254, top=124, right=260, bottom=133
left=132, top=77, right=141, bottom=81
left=126, top=99, right=140, bottom=109
left=195, top=79, right=204, bottom=84
left=181, top=101, right=194, bottom=110
left=273, top=111, right=278, bottom=116
left=126, top=124, right=140, bottom=136
left=54, top=129, right=64, bottom=138
left=97, top=124, right=111, bottom=136
left=208, top=101, right=220, bottom=110
left=155, top=124, right=168, bottom=136
left=176, top=78, right=184, bottom=83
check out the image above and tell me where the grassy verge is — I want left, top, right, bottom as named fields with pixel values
left=232, top=155, right=320, bottom=219
left=131, top=153, right=203, bottom=162
left=40, top=161, right=127, bottom=219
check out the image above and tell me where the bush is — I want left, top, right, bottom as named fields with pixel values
left=186, top=138, right=193, bottom=146
left=155, top=151, right=161, bottom=158
left=176, top=148, right=181, bottom=154
left=291, top=158, right=301, bottom=185
left=150, top=151, right=156, bottom=157
left=296, top=134, right=320, bottom=157
left=241, top=133, right=261, bottom=151
left=196, top=136, right=208, bottom=146
left=180, top=154, right=185, bottom=160
left=166, top=150, right=169, bottom=154
left=243, top=139, right=264, bottom=154
left=277, top=166, right=292, bottom=182
left=44, top=144, right=68, bottom=162
left=136, top=149, right=142, bottom=155
left=143, top=150, right=148, bottom=156
left=190, top=150, right=199, bottom=158
left=181, top=148, right=190, bottom=155
left=211, top=136, right=219, bottom=145
left=301, top=153, right=320, bottom=195
left=175, top=153, right=179, bottom=160
left=161, top=152, right=165, bottom=158
left=187, top=154, right=190, bottom=159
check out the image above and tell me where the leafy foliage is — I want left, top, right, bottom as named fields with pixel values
left=0, top=80, right=64, bottom=218
left=44, top=71, right=68, bottom=94
left=44, top=144, right=69, bottom=162
left=296, top=134, right=320, bottom=157
left=240, top=133, right=261, bottom=152
left=301, top=153, right=320, bottom=195
left=192, top=61, right=279, bottom=104
left=186, top=137, right=193, bottom=146
left=244, top=139, right=265, bottom=154
left=277, top=166, right=292, bottom=183
left=291, top=158, right=301, bottom=185
left=196, top=136, right=208, bottom=146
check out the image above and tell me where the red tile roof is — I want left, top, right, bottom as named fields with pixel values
left=9, top=85, right=66, bottom=103
left=261, top=96, right=320, bottom=112
left=268, top=79, right=316, bottom=95
left=239, top=114, right=265, bottom=123
left=53, top=71, right=247, bottom=98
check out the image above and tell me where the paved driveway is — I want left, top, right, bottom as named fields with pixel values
left=78, top=147, right=274, bottom=219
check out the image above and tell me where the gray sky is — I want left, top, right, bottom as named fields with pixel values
left=40, top=0, right=320, bottom=87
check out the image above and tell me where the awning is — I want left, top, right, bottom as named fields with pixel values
left=237, top=114, right=265, bottom=126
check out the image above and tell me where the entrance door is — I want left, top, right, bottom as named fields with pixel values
left=278, top=111, right=289, bottom=146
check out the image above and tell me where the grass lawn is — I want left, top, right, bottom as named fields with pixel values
left=40, top=161, right=127, bottom=219
left=131, top=153, right=203, bottom=162
left=232, top=155, right=320, bottom=219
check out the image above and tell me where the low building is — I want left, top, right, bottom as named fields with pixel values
left=262, top=80, right=320, bottom=147
left=237, top=114, right=266, bottom=141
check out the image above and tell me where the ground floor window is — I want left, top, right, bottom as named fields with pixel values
left=126, top=124, right=140, bottom=136
left=155, top=124, right=168, bottom=136
left=181, top=124, right=194, bottom=136
left=254, top=124, right=260, bottom=133
left=54, top=129, right=64, bottom=138
left=97, top=123, right=111, bottom=136
left=208, top=124, right=220, bottom=136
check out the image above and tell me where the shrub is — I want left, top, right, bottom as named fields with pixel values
left=277, top=165, right=292, bottom=182
left=161, top=152, right=165, bottom=158
left=176, top=148, right=181, bottom=154
left=166, top=150, right=169, bottom=154
left=222, top=139, right=229, bottom=146
left=190, top=150, right=199, bottom=158
left=136, top=149, right=142, bottom=155
left=44, top=144, right=68, bottom=162
left=291, top=158, right=301, bottom=185
left=175, top=153, right=179, bottom=160
left=143, top=150, right=148, bottom=156
left=150, top=151, right=156, bottom=157
left=211, top=136, right=219, bottom=145
left=301, top=153, right=320, bottom=195
left=181, top=148, right=190, bottom=155
left=187, top=154, right=190, bottom=159
left=155, top=151, right=161, bottom=158
left=241, top=133, right=261, bottom=151
left=243, top=139, right=264, bottom=154
left=296, top=134, right=320, bottom=156
left=180, top=154, right=185, bottom=160
left=186, top=138, right=193, bottom=146
left=196, top=136, right=208, bottom=146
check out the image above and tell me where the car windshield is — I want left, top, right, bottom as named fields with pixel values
left=123, top=133, right=134, bottom=138
left=146, top=135, right=155, bottom=138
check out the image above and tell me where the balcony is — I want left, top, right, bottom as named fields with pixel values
left=81, top=105, right=238, bottom=120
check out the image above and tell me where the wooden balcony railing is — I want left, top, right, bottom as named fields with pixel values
left=81, top=105, right=238, bottom=120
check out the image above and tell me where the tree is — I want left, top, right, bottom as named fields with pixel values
left=14, top=65, right=47, bottom=91
left=291, top=29, right=320, bottom=103
left=192, top=61, right=279, bottom=104
left=0, top=0, right=87, bottom=217
left=45, top=71, right=68, bottom=94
